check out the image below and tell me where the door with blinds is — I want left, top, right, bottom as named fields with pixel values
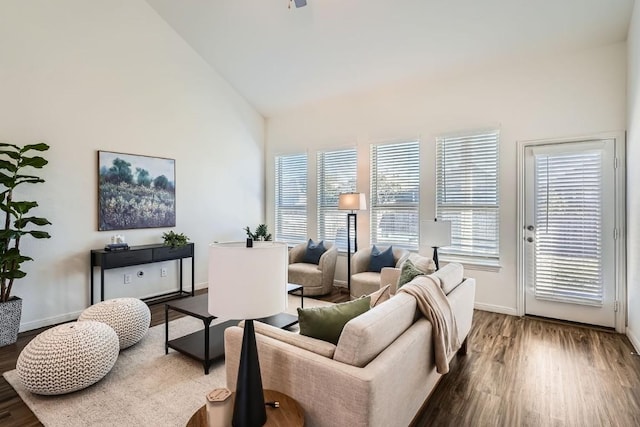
left=524, top=139, right=616, bottom=327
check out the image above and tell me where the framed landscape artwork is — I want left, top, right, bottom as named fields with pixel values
left=98, top=151, right=176, bottom=231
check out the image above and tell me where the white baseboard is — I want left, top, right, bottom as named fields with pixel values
left=20, top=281, right=210, bottom=333
left=20, top=310, right=83, bottom=332
left=627, top=327, right=640, bottom=353
left=474, top=302, right=518, bottom=316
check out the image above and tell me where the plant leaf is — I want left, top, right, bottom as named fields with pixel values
left=26, top=230, right=51, bottom=239
left=11, top=201, right=38, bottom=215
left=19, top=156, right=48, bottom=169
left=20, top=143, right=49, bottom=153
left=14, top=216, right=52, bottom=228
left=0, top=159, right=17, bottom=172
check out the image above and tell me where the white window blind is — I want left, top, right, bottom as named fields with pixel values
left=275, top=153, right=307, bottom=243
left=370, top=141, right=420, bottom=250
left=317, top=148, right=357, bottom=250
left=436, top=131, right=499, bottom=264
left=534, top=151, right=603, bottom=306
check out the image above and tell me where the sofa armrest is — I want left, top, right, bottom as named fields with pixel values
left=246, top=320, right=336, bottom=358
left=446, top=277, right=476, bottom=341
left=380, top=267, right=400, bottom=294
left=225, top=326, right=373, bottom=426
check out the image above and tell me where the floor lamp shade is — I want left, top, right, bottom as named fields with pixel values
left=208, top=241, right=288, bottom=427
left=338, top=192, right=367, bottom=212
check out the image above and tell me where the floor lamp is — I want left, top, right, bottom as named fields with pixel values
left=208, top=241, right=288, bottom=427
left=421, top=219, right=451, bottom=271
left=338, top=193, right=367, bottom=297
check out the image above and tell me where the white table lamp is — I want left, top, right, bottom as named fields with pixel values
left=421, top=219, right=452, bottom=271
left=208, top=241, right=288, bottom=427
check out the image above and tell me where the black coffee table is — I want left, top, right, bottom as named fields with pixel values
left=165, top=284, right=304, bottom=374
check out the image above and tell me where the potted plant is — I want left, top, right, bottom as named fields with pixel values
left=162, top=231, right=189, bottom=248
left=0, top=142, right=51, bottom=347
left=244, top=224, right=272, bottom=242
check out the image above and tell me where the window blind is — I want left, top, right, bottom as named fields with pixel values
left=533, top=151, right=603, bottom=306
left=275, top=153, right=307, bottom=243
left=370, top=141, right=420, bottom=250
left=317, top=148, right=357, bottom=250
left=436, top=131, right=499, bottom=263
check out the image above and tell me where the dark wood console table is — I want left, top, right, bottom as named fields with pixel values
left=90, top=243, right=194, bottom=305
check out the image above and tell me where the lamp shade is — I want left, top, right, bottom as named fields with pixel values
left=338, top=193, right=367, bottom=211
left=208, top=241, right=288, bottom=319
left=421, top=220, right=452, bottom=248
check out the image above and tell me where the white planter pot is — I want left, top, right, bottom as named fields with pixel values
left=0, top=297, right=22, bottom=347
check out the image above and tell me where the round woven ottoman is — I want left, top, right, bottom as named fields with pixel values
left=16, top=321, right=119, bottom=395
left=79, top=298, right=150, bottom=349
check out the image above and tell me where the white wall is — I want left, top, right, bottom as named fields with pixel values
left=266, top=43, right=627, bottom=315
left=627, top=2, right=640, bottom=352
left=0, top=0, right=265, bottom=331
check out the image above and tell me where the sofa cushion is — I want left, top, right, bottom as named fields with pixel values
left=298, top=297, right=371, bottom=345
left=334, top=293, right=417, bottom=367
left=368, top=245, right=395, bottom=272
left=407, top=253, right=436, bottom=275
left=302, top=239, right=326, bottom=264
left=288, top=262, right=321, bottom=286
left=366, top=284, right=392, bottom=308
left=397, top=259, right=426, bottom=289
left=431, top=262, right=464, bottom=294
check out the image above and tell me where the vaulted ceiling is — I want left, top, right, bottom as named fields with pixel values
left=146, top=0, right=635, bottom=117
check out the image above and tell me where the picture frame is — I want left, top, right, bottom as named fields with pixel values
left=98, top=151, right=176, bottom=231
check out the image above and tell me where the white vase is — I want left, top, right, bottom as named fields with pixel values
left=0, top=297, right=22, bottom=347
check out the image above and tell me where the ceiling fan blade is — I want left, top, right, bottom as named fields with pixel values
left=294, top=0, right=307, bottom=7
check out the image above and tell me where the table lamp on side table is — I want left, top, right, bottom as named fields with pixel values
left=421, top=219, right=452, bottom=271
left=208, top=241, right=288, bottom=427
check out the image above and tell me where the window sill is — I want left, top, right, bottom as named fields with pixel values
left=440, top=257, right=502, bottom=272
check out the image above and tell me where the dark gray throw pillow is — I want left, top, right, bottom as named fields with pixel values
left=368, top=245, right=395, bottom=272
left=303, top=239, right=326, bottom=264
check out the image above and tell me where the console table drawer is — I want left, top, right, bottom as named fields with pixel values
left=102, top=249, right=153, bottom=268
left=153, top=244, right=194, bottom=262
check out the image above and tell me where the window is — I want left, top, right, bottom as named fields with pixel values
left=436, top=131, right=500, bottom=265
left=317, top=148, right=357, bottom=250
left=370, top=141, right=420, bottom=250
left=275, top=153, right=307, bottom=243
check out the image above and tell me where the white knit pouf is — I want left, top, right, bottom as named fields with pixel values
left=16, top=321, right=119, bottom=395
left=79, top=298, right=150, bottom=349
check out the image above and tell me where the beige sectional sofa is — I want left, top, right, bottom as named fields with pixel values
left=224, top=263, right=475, bottom=427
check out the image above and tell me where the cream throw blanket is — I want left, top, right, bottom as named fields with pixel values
left=398, top=275, right=460, bottom=374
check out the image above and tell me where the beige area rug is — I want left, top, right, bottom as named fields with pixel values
left=3, top=294, right=331, bottom=427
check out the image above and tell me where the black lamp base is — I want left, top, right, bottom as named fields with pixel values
left=233, top=320, right=266, bottom=427
left=433, top=246, right=440, bottom=271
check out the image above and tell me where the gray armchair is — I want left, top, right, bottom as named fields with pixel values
left=350, top=246, right=410, bottom=298
left=288, top=241, right=338, bottom=296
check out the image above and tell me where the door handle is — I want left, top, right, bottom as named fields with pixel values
left=526, top=237, right=534, bottom=243
left=526, top=225, right=535, bottom=231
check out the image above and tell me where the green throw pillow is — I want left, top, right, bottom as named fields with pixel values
left=298, top=297, right=371, bottom=345
left=397, top=259, right=426, bottom=289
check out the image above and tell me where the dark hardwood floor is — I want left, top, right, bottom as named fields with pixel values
left=1, top=288, right=639, bottom=427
